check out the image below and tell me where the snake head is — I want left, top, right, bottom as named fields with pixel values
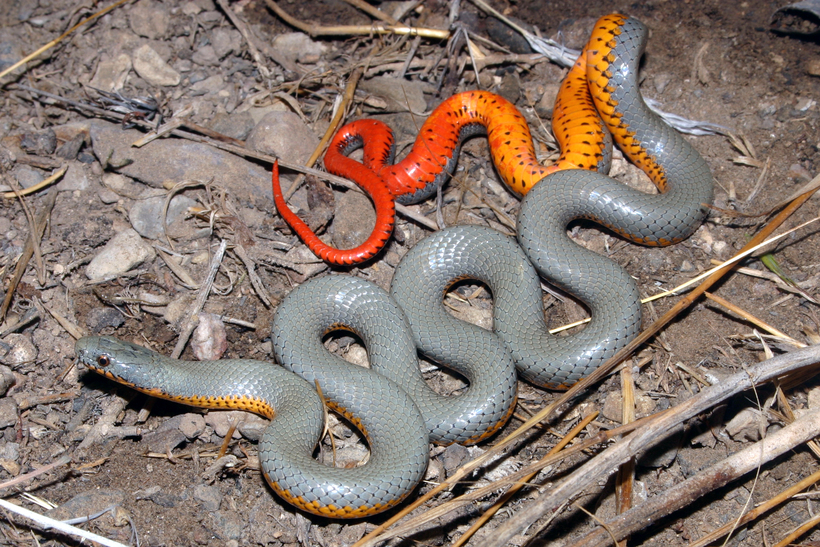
left=75, top=336, right=157, bottom=386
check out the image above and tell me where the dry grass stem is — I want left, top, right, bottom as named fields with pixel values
left=0, top=455, right=71, bottom=493
left=645, top=214, right=820, bottom=303
left=282, top=67, right=363, bottom=200
left=0, top=189, right=57, bottom=321
left=215, top=0, right=272, bottom=78
left=705, top=291, right=805, bottom=346
left=171, top=239, right=228, bottom=359
left=1, top=165, right=66, bottom=198
left=265, top=0, right=449, bottom=39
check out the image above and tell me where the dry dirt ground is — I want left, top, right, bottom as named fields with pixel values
left=2, top=0, right=820, bottom=546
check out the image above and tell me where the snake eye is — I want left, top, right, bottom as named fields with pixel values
left=96, top=355, right=111, bottom=368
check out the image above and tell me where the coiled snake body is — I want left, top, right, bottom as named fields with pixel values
left=78, top=14, right=713, bottom=518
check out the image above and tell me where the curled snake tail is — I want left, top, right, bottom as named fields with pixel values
left=271, top=159, right=396, bottom=266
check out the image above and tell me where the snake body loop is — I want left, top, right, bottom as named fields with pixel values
left=394, top=15, right=713, bottom=387
left=271, top=275, right=518, bottom=446
left=76, top=335, right=428, bottom=518
left=77, top=14, right=714, bottom=518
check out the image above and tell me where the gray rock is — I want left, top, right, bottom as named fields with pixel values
left=58, top=163, right=94, bottom=192
left=129, top=194, right=196, bottom=240
left=236, top=415, right=269, bottom=442
left=135, top=485, right=184, bottom=507
left=497, top=71, right=521, bottom=105
left=270, top=32, right=327, bottom=65
left=56, top=134, right=86, bottom=160
left=102, top=172, right=160, bottom=200
left=331, top=189, right=377, bottom=253
left=12, top=165, right=44, bottom=190
left=89, top=120, right=272, bottom=207
left=205, top=410, right=248, bottom=439
left=0, top=365, right=14, bottom=396
left=178, top=413, right=206, bottom=440
left=191, top=44, right=219, bottom=67
left=209, top=510, right=244, bottom=540
left=86, top=307, right=125, bottom=333
left=128, top=0, right=169, bottom=39
left=0, top=41, right=24, bottom=78
left=0, top=397, right=18, bottom=429
left=85, top=228, right=156, bottom=280
left=133, top=44, right=180, bottom=87
left=245, top=111, right=319, bottom=165
left=46, top=489, right=126, bottom=523
left=210, top=28, right=242, bottom=59
left=197, top=10, right=223, bottom=29
left=2, top=441, right=19, bottom=461
left=97, top=187, right=121, bottom=204
left=194, top=484, right=222, bottom=512
left=142, top=415, right=188, bottom=452
left=208, top=111, right=255, bottom=140
left=439, top=443, right=470, bottom=475
left=2, top=334, right=37, bottom=368
left=360, top=76, right=428, bottom=113
left=89, top=54, right=132, bottom=92
left=189, top=74, right=224, bottom=96
left=535, top=83, right=561, bottom=118
left=20, top=128, right=57, bottom=155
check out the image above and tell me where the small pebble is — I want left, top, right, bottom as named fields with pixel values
left=193, top=483, right=222, bottom=512
left=0, top=365, right=15, bottom=396
left=439, top=443, right=470, bottom=475
left=133, top=44, right=181, bottom=87
left=270, top=32, right=327, bottom=65
left=20, top=128, right=57, bottom=155
left=3, top=334, right=37, bottom=368
left=0, top=397, right=18, bottom=429
left=192, top=313, right=228, bottom=361
left=787, top=162, right=812, bottom=182
left=245, top=111, right=320, bottom=165
left=45, top=489, right=126, bottom=523
left=178, top=413, right=206, bottom=440
left=806, top=58, right=820, bottom=77
left=205, top=410, right=247, bottom=439
left=3, top=441, right=20, bottom=460
left=12, top=165, right=45, bottom=190
left=128, top=0, right=170, bottom=39
left=86, top=307, right=125, bottom=333
left=89, top=54, right=132, bottom=92
left=725, top=408, right=767, bottom=442
left=85, top=228, right=156, bottom=281
left=129, top=194, right=196, bottom=240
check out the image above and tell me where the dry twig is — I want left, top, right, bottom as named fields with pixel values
left=171, top=240, right=228, bottom=359
left=567, top=403, right=820, bottom=547
left=0, top=190, right=57, bottom=321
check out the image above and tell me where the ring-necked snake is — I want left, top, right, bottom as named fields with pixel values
left=77, top=14, right=714, bottom=517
